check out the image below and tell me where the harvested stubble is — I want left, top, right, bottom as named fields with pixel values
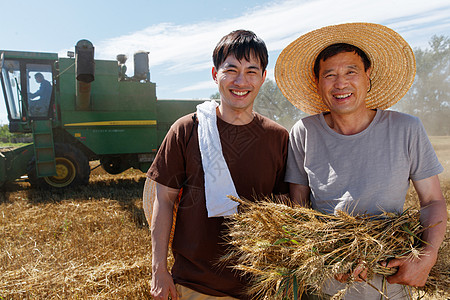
left=223, top=196, right=449, bottom=300
left=0, top=167, right=154, bottom=299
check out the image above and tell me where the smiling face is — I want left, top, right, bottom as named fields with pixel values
left=317, top=51, right=372, bottom=116
left=213, top=53, right=266, bottom=114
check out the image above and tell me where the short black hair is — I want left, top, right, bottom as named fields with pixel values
left=212, top=30, right=268, bottom=73
left=34, top=72, right=44, bottom=79
left=313, top=43, right=371, bottom=80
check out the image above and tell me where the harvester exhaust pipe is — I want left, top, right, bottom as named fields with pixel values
left=134, top=51, right=150, bottom=81
left=75, top=40, right=95, bottom=110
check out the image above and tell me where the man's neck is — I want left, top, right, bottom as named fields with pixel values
left=217, top=105, right=254, bottom=125
left=324, top=109, right=377, bottom=135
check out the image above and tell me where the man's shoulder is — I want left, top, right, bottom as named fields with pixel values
left=254, top=112, right=288, bottom=134
left=300, top=114, right=321, bottom=124
left=161, top=113, right=198, bottom=143
left=381, top=109, right=416, bottom=118
left=171, top=112, right=198, bottom=129
left=379, top=110, right=421, bottom=126
left=290, top=113, right=321, bottom=133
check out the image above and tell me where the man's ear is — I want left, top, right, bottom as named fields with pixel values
left=366, top=67, right=372, bottom=79
left=366, top=67, right=372, bottom=90
left=212, top=67, right=218, bottom=83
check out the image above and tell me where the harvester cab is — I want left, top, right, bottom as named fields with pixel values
left=0, top=51, right=56, bottom=130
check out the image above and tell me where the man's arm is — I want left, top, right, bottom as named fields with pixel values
left=143, top=180, right=180, bottom=300
left=29, top=90, right=38, bottom=99
left=289, top=183, right=311, bottom=207
left=386, top=175, right=447, bottom=287
left=29, top=84, right=44, bottom=99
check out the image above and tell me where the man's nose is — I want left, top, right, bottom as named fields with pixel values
left=234, top=72, right=247, bottom=85
left=334, top=75, right=348, bottom=89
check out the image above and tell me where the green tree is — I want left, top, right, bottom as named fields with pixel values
left=253, top=79, right=306, bottom=130
left=0, top=124, right=13, bottom=143
left=393, top=35, right=450, bottom=135
left=0, top=124, right=32, bottom=143
left=210, top=92, right=220, bottom=99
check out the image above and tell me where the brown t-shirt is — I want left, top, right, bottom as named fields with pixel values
left=147, top=112, right=289, bottom=298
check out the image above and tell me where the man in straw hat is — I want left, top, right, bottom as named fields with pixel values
left=276, top=23, right=447, bottom=299
left=144, top=30, right=289, bottom=299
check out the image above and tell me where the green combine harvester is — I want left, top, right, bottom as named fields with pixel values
left=0, top=40, right=202, bottom=188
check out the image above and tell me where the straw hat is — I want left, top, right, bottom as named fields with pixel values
left=275, top=23, right=416, bottom=115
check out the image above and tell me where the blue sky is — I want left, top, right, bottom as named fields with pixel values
left=1, top=0, right=449, bottom=124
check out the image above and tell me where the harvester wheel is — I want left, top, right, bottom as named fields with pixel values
left=28, top=144, right=90, bottom=189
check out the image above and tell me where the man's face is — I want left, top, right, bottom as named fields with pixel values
left=35, top=76, right=43, bottom=83
left=317, top=51, right=371, bottom=116
left=212, top=54, right=266, bottom=113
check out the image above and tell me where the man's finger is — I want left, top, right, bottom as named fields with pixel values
left=334, top=273, right=350, bottom=283
left=169, top=285, right=180, bottom=300
left=355, top=268, right=368, bottom=282
left=385, top=258, right=404, bottom=268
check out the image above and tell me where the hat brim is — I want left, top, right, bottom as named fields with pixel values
left=275, top=22, right=416, bottom=115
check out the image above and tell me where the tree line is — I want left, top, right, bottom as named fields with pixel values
left=392, top=35, right=450, bottom=136
left=0, top=125, right=32, bottom=143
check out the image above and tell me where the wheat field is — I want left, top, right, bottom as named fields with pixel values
left=0, top=137, right=449, bottom=299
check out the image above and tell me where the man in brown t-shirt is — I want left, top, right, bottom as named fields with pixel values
left=144, top=30, right=289, bottom=299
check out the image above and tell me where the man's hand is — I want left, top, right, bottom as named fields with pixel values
left=143, top=180, right=181, bottom=300
left=151, top=268, right=179, bottom=300
left=384, top=253, right=436, bottom=287
left=335, top=261, right=368, bottom=283
left=385, top=175, right=447, bottom=287
left=289, top=183, right=311, bottom=207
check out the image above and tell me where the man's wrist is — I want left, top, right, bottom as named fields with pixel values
left=152, top=259, right=169, bottom=272
left=421, top=245, right=439, bottom=262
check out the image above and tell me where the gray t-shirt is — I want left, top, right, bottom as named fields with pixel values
left=286, top=109, right=443, bottom=215
left=285, top=109, right=443, bottom=299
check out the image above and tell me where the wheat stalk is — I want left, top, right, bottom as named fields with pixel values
left=223, top=197, right=447, bottom=299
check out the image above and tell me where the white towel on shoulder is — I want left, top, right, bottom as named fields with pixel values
left=196, top=100, right=239, bottom=217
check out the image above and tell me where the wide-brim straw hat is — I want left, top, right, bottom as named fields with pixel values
left=275, top=22, right=416, bottom=115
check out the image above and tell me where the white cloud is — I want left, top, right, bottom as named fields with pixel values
left=2, top=0, right=448, bottom=123
left=176, top=79, right=216, bottom=93
left=94, top=0, right=449, bottom=81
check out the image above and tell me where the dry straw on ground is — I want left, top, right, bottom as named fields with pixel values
left=0, top=165, right=154, bottom=299
left=0, top=147, right=449, bottom=299
left=223, top=196, right=449, bottom=300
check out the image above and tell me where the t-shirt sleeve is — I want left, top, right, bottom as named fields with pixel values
left=285, top=121, right=309, bottom=186
left=409, top=118, right=443, bottom=181
left=147, top=121, right=188, bottom=189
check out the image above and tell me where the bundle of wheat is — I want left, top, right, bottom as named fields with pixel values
left=223, top=196, right=447, bottom=300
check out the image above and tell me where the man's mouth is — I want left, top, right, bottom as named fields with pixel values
left=231, top=90, right=249, bottom=96
left=334, top=93, right=352, bottom=99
